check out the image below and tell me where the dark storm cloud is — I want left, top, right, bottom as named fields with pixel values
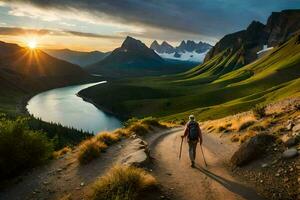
left=3, top=0, right=300, bottom=38
left=0, top=26, right=122, bottom=39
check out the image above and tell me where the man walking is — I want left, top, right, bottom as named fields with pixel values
left=181, top=115, right=203, bottom=168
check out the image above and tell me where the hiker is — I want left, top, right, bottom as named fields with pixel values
left=181, top=115, right=203, bottom=167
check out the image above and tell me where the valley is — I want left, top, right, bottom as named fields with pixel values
left=0, top=4, right=299, bottom=200
left=79, top=10, right=300, bottom=122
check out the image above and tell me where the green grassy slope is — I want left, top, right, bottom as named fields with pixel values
left=79, top=34, right=300, bottom=121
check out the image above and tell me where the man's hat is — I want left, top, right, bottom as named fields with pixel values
left=189, top=115, right=195, bottom=121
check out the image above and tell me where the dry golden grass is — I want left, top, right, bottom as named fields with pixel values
left=238, top=120, right=256, bottom=131
left=202, top=112, right=257, bottom=133
left=90, top=165, right=157, bottom=200
left=128, top=123, right=150, bottom=136
left=77, top=139, right=107, bottom=164
left=77, top=118, right=167, bottom=164
left=230, top=134, right=240, bottom=142
left=239, top=130, right=257, bottom=143
left=113, top=128, right=131, bottom=137
left=53, top=146, right=72, bottom=159
left=96, top=132, right=120, bottom=145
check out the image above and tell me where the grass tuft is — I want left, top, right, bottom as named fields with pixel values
left=238, top=120, right=256, bottom=131
left=252, top=105, right=267, bottom=119
left=96, top=132, right=120, bottom=145
left=239, top=131, right=257, bottom=143
left=128, top=123, right=149, bottom=136
left=77, top=139, right=107, bottom=164
left=53, top=146, right=72, bottom=159
left=90, top=165, right=157, bottom=200
left=231, top=135, right=240, bottom=142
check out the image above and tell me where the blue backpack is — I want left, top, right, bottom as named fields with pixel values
left=188, top=121, right=199, bottom=140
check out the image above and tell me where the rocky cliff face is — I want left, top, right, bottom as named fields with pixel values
left=266, top=10, right=300, bottom=46
left=204, top=9, right=300, bottom=64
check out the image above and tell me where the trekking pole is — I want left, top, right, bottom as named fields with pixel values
left=179, top=137, right=184, bottom=160
left=200, top=144, right=208, bottom=167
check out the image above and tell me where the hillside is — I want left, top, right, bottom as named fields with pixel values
left=44, top=49, right=110, bottom=67
left=0, top=41, right=85, bottom=77
left=78, top=10, right=300, bottom=120
left=202, top=9, right=300, bottom=78
left=0, top=41, right=90, bottom=113
left=85, top=36, right=197, bottom=77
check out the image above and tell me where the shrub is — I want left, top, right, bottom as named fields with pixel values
left=90, top=165, right=157, bottom=200
left=238, top=121, right=256, bottom=131
left=78, top=139, right=107, bottom=164
left=96, top=132, right=120, bottom=145
left=0, top=119, right=53, bottom=179
left=252, top=105, right=266, bottom=119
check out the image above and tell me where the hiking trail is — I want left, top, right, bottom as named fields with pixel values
left=149, top=128, right=265, bottom=200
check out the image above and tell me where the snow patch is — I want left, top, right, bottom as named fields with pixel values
left=156, top=50, right=209, bottom=63
left=257, top=45, right=273, bottom=55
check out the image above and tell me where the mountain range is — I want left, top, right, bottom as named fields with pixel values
left=85, top=36, right=197, bottom=77
left=79, top=9, right=300, bottom=120
left=44, top=49, right=110, bottom=67
left=150, top=40, right=212, bottom=62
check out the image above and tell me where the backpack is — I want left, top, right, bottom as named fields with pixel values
left=188, top=121, right=199, bottom=140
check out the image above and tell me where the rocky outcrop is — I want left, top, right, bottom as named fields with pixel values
left=266, top=10, right=300, bottom=46
left=204, top=9, right=300, bottom=67
left=231, top=134, right=276, bottom=166
left=121, top=138, right=150, bottom=167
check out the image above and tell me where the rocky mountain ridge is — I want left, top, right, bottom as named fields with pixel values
left=204, top=9, right=300, bottom=65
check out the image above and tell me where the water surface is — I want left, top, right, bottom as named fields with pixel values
left=27, top=82, right=122, bottom=134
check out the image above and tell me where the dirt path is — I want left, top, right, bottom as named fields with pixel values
left=149, top=128, right=265, bottom=200
left=1, top=128, right=266, bottom=200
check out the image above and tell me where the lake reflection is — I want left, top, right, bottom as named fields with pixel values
left=27, top=82, right=122, bottom=134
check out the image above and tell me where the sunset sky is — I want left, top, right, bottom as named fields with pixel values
left=0, top=0, right=299, bottom=52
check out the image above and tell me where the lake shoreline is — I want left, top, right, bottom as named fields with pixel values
left=27, top=81, right=122, bottom=134
left=76, top=92, right=127, bottom=121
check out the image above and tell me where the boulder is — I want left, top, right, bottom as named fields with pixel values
left=284, top=137, right=298, bottom=147
left=282, top=148, right=298, bottom=159
left=292, top=124, right=300, bottom=134
left=231, top=134, right=276, bottom=166
left=121, top=149, right=149, bottom=167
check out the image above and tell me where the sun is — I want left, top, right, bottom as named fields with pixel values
left=27, top=39, right=37, bottom=49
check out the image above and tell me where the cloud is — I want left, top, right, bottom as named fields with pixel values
left=1, top=0, right=300, bottom=42
left=65, top=30, right=123, bottom=39
left=0, top=26, right=123, bottom=39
